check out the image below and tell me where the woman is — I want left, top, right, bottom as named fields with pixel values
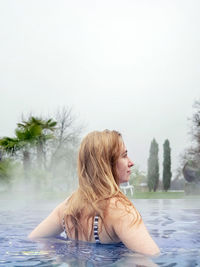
left=28, top=130, right=160, bottom=256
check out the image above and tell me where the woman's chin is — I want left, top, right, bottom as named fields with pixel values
left=119, top=177, right=130, bottom=184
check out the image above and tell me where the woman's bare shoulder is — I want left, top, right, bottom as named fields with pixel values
left=106, top=196, right=138, bottom=223
left=107, top=196, right=136, bottom=212
left=56, top=194, right=73, bottom=218
left=106, top=197, right=160, bottom=255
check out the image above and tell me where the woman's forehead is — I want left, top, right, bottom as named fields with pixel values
left=120, top=140, right=126, bottom=152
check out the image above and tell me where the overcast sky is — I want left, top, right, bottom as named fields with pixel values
left=0, top=0, right=200, bottom=175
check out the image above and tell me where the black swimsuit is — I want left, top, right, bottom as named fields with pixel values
left=62, top=215, right=101, bottom=244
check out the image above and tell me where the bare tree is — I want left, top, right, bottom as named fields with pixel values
left=46, top=107, right=85, bottom=191
left=55, top=107, right=82, bottom=148
left=175, top=100, right=200, bottom=184
left=190, top=100, right=200, bottom=158
left=48, top=107, right=83, bottom=164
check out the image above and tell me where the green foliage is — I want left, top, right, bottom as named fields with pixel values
left=16, top=116, right=57, bottom=146
left=16, top=125, right=41, bottom=142
left=129, top=165, right=147, bottom=191
left=0, top=159, right=22, bottom=184
left=0, top=116, right=57, bottom=172
left=162, top=139, right=172, bottom=191
left=0, top=159, right=12, bottom=183
left=147, top=138, right=159, bottom=192
left=17, top=116, right=57, bottom=169
left=132, top=191, right=185, bottom=199
left=0, top=137, right=21, bottom=155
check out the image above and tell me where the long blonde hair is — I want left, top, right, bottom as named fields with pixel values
left=64, top=130, right=140, bottom=240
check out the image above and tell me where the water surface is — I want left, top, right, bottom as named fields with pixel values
left=1, top=195, right=200, bottom=266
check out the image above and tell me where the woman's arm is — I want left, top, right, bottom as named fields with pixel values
left=28, top=201, right=66, bottom=239
left=108, top=199, right=160, bottom=256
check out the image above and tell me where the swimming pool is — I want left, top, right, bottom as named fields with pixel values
left=1, top=196, right=200, bottom=266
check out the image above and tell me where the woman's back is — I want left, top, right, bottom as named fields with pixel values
left=60, top=194, right=121, bottom=244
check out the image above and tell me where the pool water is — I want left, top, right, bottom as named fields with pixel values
left=0, top=196, right=200, bottom=266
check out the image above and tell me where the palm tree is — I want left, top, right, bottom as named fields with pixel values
left=0, top=135, right=31, bottom=178
left=15, top=124, right=41, bottom=172
left=17, top=116, right=57, bottom=169
left=0, top=116, right=56, bottom=175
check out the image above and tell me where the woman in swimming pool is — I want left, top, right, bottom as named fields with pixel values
left=28, top=130, right=160, bottom=256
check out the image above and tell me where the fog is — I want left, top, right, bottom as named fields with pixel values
left=0, top=0, right=200, bottom=175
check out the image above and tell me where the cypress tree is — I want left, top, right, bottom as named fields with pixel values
left=162, top=139, right=172, bottom=191
left=147, top=139, right=159, bottom=192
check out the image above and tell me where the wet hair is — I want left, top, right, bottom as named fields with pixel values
left=64, top=130, right=141, bottom=241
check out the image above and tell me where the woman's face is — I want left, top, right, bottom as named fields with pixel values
left=116, top=142, right=134, bottom=184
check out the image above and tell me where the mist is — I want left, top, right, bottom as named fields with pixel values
left=0, top=107, right=82, bottom=199
left=0, top=0, right=200, bottom=186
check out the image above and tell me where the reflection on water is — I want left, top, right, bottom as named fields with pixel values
left=0, top=197, right=200, bottom=266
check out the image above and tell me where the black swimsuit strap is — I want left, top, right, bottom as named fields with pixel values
left=62, top=215, right=101, bottom=243
left=63, top=217, right=68, bottom=239
left=93, top=215, right=101, bottom=244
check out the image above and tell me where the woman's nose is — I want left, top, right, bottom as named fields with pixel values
left=129, top=158, right=134, bottom=167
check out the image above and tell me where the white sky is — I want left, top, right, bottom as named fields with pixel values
left=0, top=0, right=200, bottom=175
